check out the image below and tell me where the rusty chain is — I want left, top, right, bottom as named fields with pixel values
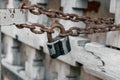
left=15, top=22, right=120, bottom=37
left=15, top=3, right=120, bottom=37
left=19, top=3, right=114, bottom=24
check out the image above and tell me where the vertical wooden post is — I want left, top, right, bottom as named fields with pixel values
left=25, top=46, right=45, bottom=80
left=22, top=0, right=29, bottom=5
left=0, top=0, right=5, bottom=80
left=106, top=0, right=120, bottom=48
left=0, top=25, right=1, bottom=80
left=47, top=0, right=61, bottom=10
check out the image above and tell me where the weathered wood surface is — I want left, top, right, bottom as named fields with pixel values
left=2, top=35, right=105, bottom=80
left=86, top=0, right=113, bottom=44
left=2, top=59, right=27, bottom=80
left=85, top=42, right=120, bottom=80
left=0, top=25, right=1, bottom=80
left=0, top=9, right=26, bottom=26
left=110, top=0, right=116, bottom=13
left=2, top=0, right=120, bottom=80
left=106, top=0, right=120, bottom=48
left=1, top=0, right=87, bottom=66
left=2, top=31, right=120, bottom=80
left=80, top=67, right=102, bottom=80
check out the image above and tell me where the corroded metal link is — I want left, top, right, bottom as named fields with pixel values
left=15, top=23, right=48, bottom=34
left=19, top=3, right=114, bottom=24
left=16, top=3, right=120, bottom=37
left=29, top=4, right=43, bottom=15
left=30, top=23, right=46, bottom=34
left=67, top=27, right=82, bottom=36
left=15, top=24, right=24, bottom=29
left=15, top=22, right=120, bottom=36
left=15, top=24, right=34, bottom=29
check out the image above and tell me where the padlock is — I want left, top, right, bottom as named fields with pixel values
left=59, top=36, right=71, bottom=55
left=47, top=39, right=62, bottom=58
left=47, top=22, right=71, bottom=59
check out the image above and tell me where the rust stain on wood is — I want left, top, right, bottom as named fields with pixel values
left=83, top=1, right=101, bottom=13
left=47, top=0, right=61, bottom=10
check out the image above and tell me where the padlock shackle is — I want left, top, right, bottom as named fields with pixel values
left=47, top=33, right=53, bottom=42
left=47, top=22, right=66, bottom=42
left=22, top=0, right=29, bottom=5
left=50, top=22, right=66, bottom=35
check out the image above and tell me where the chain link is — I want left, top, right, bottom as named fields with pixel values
left=14, top=22, right=120, bottom=37
left=19, top=3, right=114, bottom=24
left=15, top=3, right=120, bottom=37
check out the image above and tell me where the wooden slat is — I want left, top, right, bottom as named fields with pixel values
left=1, top=25, right=101, bottom=66
left=0, top=25, right=1, bottom=80
left=85, top=42, right=120, bottom=80
left=110, top=0, right=116, bottom=13
left=0, top=9, right=27, bottom=26
left=106, top=0, right=120, bottom=47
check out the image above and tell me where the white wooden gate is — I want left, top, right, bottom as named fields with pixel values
left=1, top=0, right=120, bottom=80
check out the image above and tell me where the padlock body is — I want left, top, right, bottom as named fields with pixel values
left=47, top=40, right=61, bottom=58
left=47, top=36, right=71, bottom=59
left=66, top=36, right=71, bottom=52
left=59, top=36, right=71, bottom=55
